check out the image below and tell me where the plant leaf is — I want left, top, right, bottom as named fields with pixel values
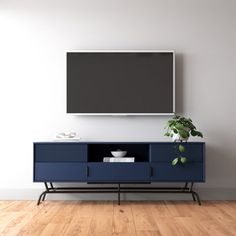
left=191, top=130, right=203, bottom=138
left=191, top=130, right=198, bottom=136
left=167, top=120, right=175, bottom=124
left=178, top=144, right=185, bottom=153
left=180, top=157, right=187, bottom=164
left=195, top=131, right=203, bottom=138
left=178, top=129, right=189, bottom=138
left=172, top=158, right=179, bottom=166
left=165, top=115, right=203, bottom=139
left=173, top=128, right=178, bottom=134
left=175, top=123, right=185, bottom=130
left=164, top=132, right=170, bottom=136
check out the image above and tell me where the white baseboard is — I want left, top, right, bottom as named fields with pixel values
left=0, top=187, right=236, bottom=201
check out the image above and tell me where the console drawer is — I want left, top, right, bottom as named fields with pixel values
left=34, top=143, right=87, bottom=162
left=150, top=143, right=204, bottom=163
left=151, top=163, right=204, bottom=182
left=34, top=163, right=87, bottom=182
left=87, top=163, right=150, bottom=182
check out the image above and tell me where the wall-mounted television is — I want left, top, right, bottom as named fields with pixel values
left=67, top=51, right=175, bottom=115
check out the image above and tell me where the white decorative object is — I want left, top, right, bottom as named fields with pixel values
left=103, top=157, right=135, bottom=162
left=111, top=150, right=127, bottom=157
left=56, top=132, right=77, bottom=139
left=54, top=137, right=81, bottom=142
left=171, top=132, right=189, bottom=142
left=55, top=132, right=81, bottom=141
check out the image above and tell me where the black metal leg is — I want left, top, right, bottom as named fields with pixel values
left=44, top=182, right=49, bottom=191
left=42, top=193, right=47, bottom=201
left=182, top=182, right=188, bottom=191
left=193, top=191, right=201, bottom=205
left=190, top=182, right=201, bottom=205
left=37, top=191, right=47, bottom=205
left=189, top=182, right=195, bottom=201
left=36, top=182, right=202, bottom=206
left=118, top=183, right=120, bottom=205
left=37, top=193, right=42, bottom=205
left=190, top=182, right=194, bottom=191
left=192, top=192, right=196, bottom=201
left=37, top=182, right=50, bottom=205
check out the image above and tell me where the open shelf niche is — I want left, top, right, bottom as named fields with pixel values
left=87, top=144, right=150, bottom=162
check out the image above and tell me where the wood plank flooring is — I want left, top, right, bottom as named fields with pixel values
left=0, top=201, right=236, bottom=235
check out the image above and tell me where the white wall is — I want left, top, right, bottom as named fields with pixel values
left=0, top=0, right=236, bottom=199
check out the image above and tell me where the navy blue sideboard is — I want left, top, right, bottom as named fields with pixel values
left=34, top=142, right=205, bottom=205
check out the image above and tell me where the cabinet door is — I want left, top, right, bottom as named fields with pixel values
left=87, top=163, right=150, bottom=182
left=34, top=143, right=87, bottom=162
left=34, top=163, right=87, bottom=182
left=151, top=163, right=204, bottom=182
left=150, top=143, right=204, bottom=163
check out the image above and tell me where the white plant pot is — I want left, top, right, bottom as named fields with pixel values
left=171, top=132, right=189, bottom=142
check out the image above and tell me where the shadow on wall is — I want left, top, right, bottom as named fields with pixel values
left=205, top=142, right=236, bottom=188
left=175, top=53, right=184, bottom=114
left=174, top=53, right=236, bottom=189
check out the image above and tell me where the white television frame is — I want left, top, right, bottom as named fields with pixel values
left=67, top=50, right=175, bottom=116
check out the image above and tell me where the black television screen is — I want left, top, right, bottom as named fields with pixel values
left=67, top=51, right=175, bottom=114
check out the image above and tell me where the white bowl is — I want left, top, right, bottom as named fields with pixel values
left=111, top=151, right=127, bottom=157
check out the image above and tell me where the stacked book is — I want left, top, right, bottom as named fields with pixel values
left=103, top=157, right=135, bottom=163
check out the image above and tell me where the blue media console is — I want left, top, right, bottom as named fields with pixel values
left=34, top=142, right=205, bottom=205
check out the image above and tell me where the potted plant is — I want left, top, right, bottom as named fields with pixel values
left=172, top=144, right=187, bottom=166
left=164, top=115, right=203, bottom=142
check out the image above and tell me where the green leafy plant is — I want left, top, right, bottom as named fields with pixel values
left=172, top=144, right=188, bottom=166
left=165, top=115, right=203, bottom=140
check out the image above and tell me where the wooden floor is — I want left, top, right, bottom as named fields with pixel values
left=0, top=201, right=236, bottom=236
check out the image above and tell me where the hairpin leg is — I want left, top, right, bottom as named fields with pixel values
left=37, top=182, right=50, bottom=205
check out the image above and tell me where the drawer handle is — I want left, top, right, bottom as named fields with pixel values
left=86, top=166, right=89, bottom=177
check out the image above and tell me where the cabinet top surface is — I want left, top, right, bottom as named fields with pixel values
left=34, top=141, right=205, bottom=144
